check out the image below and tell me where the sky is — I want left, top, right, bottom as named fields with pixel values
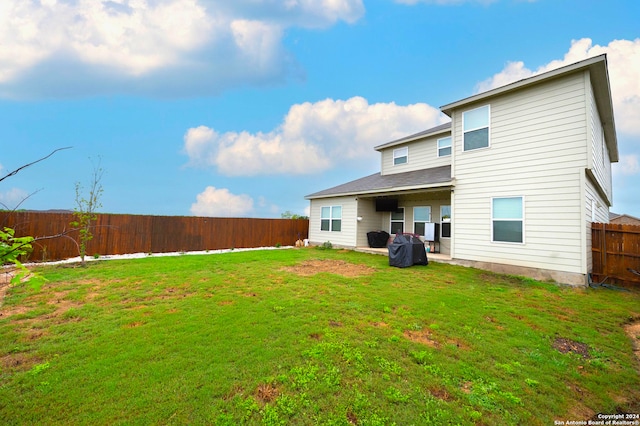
left=1, top=0, right=639, bottom=219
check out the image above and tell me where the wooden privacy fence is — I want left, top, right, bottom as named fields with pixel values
left=591, top=222, right=640, bottom=288
left=2, top=211, right=309, bottom=262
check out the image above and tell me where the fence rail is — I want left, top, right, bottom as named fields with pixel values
left=591, top=222, right=640, bottom=288
left=2, top=211, right=309, bottom=262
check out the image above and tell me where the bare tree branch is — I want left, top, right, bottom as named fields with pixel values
left=0, top=147, right=72, bottom=184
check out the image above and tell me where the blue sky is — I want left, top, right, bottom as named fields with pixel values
left=1, top=0, right=639, bottom=218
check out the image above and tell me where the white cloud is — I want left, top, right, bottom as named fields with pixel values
left=476, top=38, right=640, bottom=136
left=0, top=187, right=29, bottom=208
left=190, top=186, right=254, bottom=217
left=230, top=19, right=284, bottom=72
left=0, top=0, right=364, bottom=98
left=183, top=96, right=447, bottom=176
left=239, top=0, right=365, bottom=27
left=0, top=0, right=212, bottom=79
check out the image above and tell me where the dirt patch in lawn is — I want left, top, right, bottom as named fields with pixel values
left=404, top=329, right=439, bottom=348
left=0, top=303, right=31, bottom=318
left=553, top=337, right=591, bottom=358
left=282, top=259, right=375, bottom=277
left=0, top=352, right=42, bottom=373
left=255, top=383, right=279, bottom=404
left=624, top=317, right=640, bottom=373
left=429, top=386, right=453, bottom=401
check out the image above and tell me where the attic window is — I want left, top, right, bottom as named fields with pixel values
left=463, top=105, right=490, bottom=151
left=393, top=147, right=408, bottom=165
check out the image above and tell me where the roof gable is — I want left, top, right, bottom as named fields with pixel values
left=374, top=122, right=451, bottom=151
left=440, top=54, right=618, bottom=162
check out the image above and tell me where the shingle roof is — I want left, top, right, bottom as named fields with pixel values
left=374, top=122, right=451, bottom=151
left=610, top=212, right=640, bottom=222
left=306, top=165, right=452, bottom=199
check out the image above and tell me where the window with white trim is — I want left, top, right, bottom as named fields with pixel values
left=463, top=105, right=490, bottom=151
left=440, top=205, right=451, bottom=238
left=492, top=197, right=523, bottom=243
left=393, top=147, right=408, bottom=165
left=437, top=136, right=452, bottom=157
left=413, top=206, right=431, bottom=236
left=390, top=208, right=404, bottom=234
left=320, top=206, right=342, bottom=232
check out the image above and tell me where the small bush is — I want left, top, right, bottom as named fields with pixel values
left=316, top=241, right=333, bottom=250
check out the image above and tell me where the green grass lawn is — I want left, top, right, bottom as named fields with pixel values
left=1, top=248, right=639, bottom=425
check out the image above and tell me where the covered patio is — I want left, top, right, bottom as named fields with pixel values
left=355, top=246, right=453, bottom=263
left=307, top=165, right=455, bottom=254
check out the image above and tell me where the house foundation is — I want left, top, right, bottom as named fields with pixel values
left=354, top=246, right=587, bottom=287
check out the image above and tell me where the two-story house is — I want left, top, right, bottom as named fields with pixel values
left=305, top=54, right=618, bottom=286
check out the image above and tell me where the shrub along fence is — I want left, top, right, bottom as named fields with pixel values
left=591, top=222, right=640, bottom=288
left=2, top=211, right=309, bottom=262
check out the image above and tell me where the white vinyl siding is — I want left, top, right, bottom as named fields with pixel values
left=309, top=197, right=358, bottom=247
left=587, top=78, right=613, bottom=204
left=584, top=71, right=613, bottom=275
left=355, top=198, right=381, bottom=247
left=585, top=177, right=609, bottom=272
left=380, top=134, right=452, bottom=175
left=586, top=184, right=609, bottom=224
left=451, top=71, right=590, bottom=274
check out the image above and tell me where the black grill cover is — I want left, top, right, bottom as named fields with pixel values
left=388, top=234, right=428, bottom=268
left=367, top=230, right=390, bottom=248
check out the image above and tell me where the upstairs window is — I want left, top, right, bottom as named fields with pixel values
left=437, top=136, right=452, bottom=157
left=393, top=147, right=408, bottom=165
left=492, top=197, right=523, bottom=243
left=463, top=105, right=490, bottom=151
left=321, top=206, right=342, bottom=232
